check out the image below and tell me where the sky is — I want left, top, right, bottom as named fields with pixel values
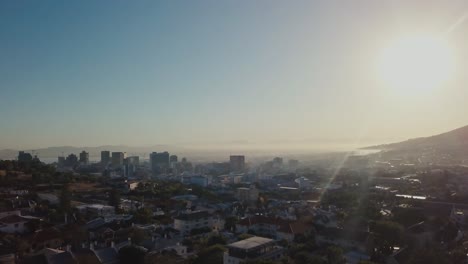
left=2, top=0, right=468, bottom=150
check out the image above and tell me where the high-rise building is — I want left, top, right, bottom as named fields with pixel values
left=150, top=152, right=170, bottom=174
left=111, top=152, right=125, bottom=168
left=79, top=151, right=89, bottom=164
left=230, top=155, right=245, bottom=172
left=124, top=156, right=139, bottom=178
left=125, top=156, right=139, bottom=166
left=170, top=155, right=178, bottom=163
left=58, top=156, right=65, bottom=167
left=18, top=151, right=33, bottom=162
left=65, top=154, right=79, bottom=167
left=101, top=151, right=110, bottom=166
left=272, top=157, right=283, bottom=168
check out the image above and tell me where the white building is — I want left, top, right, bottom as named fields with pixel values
left=76, top=204, right=115, bottom=217
left=223, top=236, right=283, bottom=264
left=236, top=186, right=259, bottom=203
left=173, top=211, right=214, bottom=235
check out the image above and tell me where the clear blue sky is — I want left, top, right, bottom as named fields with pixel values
left=2, top=0, right=468, bottom=149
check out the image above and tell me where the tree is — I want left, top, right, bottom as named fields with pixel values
left=59, top=184, right=72, bottom=213
left=326, top=246, right=345, bottom=264
left=119, top=246, right=146, bottom=264
left=134, top=208, right=153, bottom=224
left=407, top=248, right=450, bottom=264
left=128, top=227, right=148, bottom=244
left=193, top=244, right=226, bottom=264
left=109, top=188, right=121, bottom=211
left=224, top=216, right=238, bottom=232
left=371, top=221, right=403, bottom=255
left=206, top=234, right=227, bottom=247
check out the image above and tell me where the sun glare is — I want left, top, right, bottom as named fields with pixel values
left=378, top=34, right=454, bottom=93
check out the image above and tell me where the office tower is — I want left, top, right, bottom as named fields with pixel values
left=58, top=156, right=65, bottom=167
left=150, top=151, right=170, bottom=174
left=111, top=152, right=125, bottom=168
left=230, top=155, right=245, bottom=172
left=101, top=151, right=110, bottom=165
left=65, top=154, right=79, bottom=167
left=79, top=151, right=89, bottom=164
left=18, top=151, right=33, bottom=162
left=124, top=156, right=139, bottom=178
left=170, top=155, right=178, bottom=163
left=272, top=157, right=283, bottom=168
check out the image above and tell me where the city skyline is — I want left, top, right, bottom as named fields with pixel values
left=3, top=0, right=468, bottom=149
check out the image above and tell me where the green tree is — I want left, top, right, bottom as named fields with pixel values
left=119, top=246, right=146, bottom=264
left=224, top=216, right=238, bottom=232
left=407, top=248, right=450, bottom=264
left=371, top=221, right=403, bottom=255
left=134, top=208, right=153, bottom=224
left=193, top=244, right=226, bottom=264
left=206, top=234, right=227, bottom=247
left=326, top=246, right=345, bottom=264
left=109, top=188, right=121, bottom=211
left=59, top=184, right=72, bottom=213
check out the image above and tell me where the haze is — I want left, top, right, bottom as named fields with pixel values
left=2, top=0, right=468, bottom=150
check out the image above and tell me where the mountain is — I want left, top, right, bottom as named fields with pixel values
left=365, top=125, right=468, bottom=157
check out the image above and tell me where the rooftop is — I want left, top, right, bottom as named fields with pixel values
left=228, top=236, right=273, bottom=250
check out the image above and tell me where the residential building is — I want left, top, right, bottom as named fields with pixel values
left=76, top=204, right=115, bottom=217
left=0, top=215, right=31, bottom=234
left=230, top=155, right=245, bottom=172
left=173, top=211, right=214, bottom=235
left=79, top=151, right=89, bottom=165
left=65, top=154, right=79, bottom=167
left=236, top=216, right=312, bottom=241
left=170, top=155, right=178, bottom=163
left=124, top=156, right=139, bottom=177
left=18, top=151, right=33, bottom=162
left=101, top=151, right=111, bottom=166
left=150, top=152, right=170, bottom=174
left=223, top=236, right=283, bottom=264
left=111, top=152, right=125, bottom=168
left=236, top=186, right=259, bottom=203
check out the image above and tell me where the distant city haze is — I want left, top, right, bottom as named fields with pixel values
left=2, top=1, right=468, bottom=150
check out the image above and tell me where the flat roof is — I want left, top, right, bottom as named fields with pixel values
left=228, top=236, right=273, bottom=250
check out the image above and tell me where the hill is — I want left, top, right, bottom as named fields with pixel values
left=365, top=125, right=468, bottom=157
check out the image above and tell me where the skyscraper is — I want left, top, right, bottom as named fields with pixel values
left=124, top=156, right=139, bottom=178
left=150, top=152, right=170, bottom=174
left=101, top=151, right=110, bottom=166
left=230, top=155, right=245, bottom=172
left=79, top=151, right=89, bottom=164
left=111, top=152, right=125, bottom=168
left=18, top=151, right=33, bottom=162
left=170, top=155, right=178, bottom=163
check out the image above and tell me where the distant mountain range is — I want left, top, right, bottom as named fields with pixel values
left=365, top=125, right=468, bottom=157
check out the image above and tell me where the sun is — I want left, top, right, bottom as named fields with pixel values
left=378, top=34, right=454, bottom=93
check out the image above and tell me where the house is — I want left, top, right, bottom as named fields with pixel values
left=236, top=186, right=259, bottom=203
left=236, top=216, right=313, bottom=241
left=27, top=227, right=64, bottom=252
left=0, top=214, right=31, bottom=234
left=223, top=236, right=283, bottom=264
left=93, top=246, right=119, bottom=264
left=76, top=204, right=115, bottom=217
left=315, top=227, right=371, bottom=253
left=173, top=210, right=214, bottom=235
